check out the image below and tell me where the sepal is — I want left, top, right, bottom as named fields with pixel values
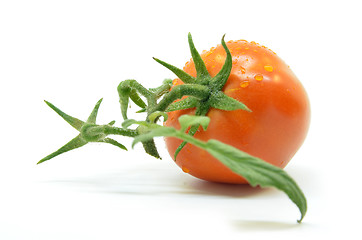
left=165, top=97, right=198, bottom=112
left=209, top=92, right=251, bottom=112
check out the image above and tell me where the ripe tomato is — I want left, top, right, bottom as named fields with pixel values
left=164, top=40, right=310, bottom=184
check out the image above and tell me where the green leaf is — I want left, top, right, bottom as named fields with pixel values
left=178, top=115, right=210, bottom=132
left=118, top=87, right=130, bottom=120
left=102, top=138, right=127, bottom=150
left=209, top=35, right=233, bottom=90
left=37, top=135, right=87, bottom=164
left=147, top=111, right=168, bottom=123
left=205, top=140, right=307, bottom=223
left=153, top=57, right=196, bottom=84
left=130, top=89, right=147, bottom=109
left=131, top=115, right=307, bottom=223
left=141, top=138, right=161, bottom=159
left=209, top=91, right=251, bottom=112
left=107, top=120, right=116, bottom=126
left=188, top=33, right=210, bottom=80
left=87, top=98, right=103, bottom=124
left=173, top=103, right=211, bottom=159
left=136, top=108, right=147, bottom=113
left=166, top=97, right=198, bottom=112
left=122, top=119, right=140, bottom=129
left=44, top=100, right=84, bottom=131
left=173, top=124, right=199, bottom=160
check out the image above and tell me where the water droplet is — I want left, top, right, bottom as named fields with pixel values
left=215, top=54, right=224, bottom=63
left=254, top=74, right=263, bottom=81
left=264, top=65, right=274, bottom=72
left=240, top=66, right=246, bottom=74
left=182, top=166, right=190, bottom=173
left=240, top=81, right=249, bottom=88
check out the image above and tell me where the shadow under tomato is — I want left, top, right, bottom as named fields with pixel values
left=41, top=171, right=277, bottom=200
left=38, top=161, right=283, bottom=199
left=186, top=179, right=276, bottom=198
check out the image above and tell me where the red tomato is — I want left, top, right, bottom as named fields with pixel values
left=164, top=40, right=310, bottom=184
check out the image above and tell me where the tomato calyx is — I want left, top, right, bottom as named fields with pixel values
left=154, top=33, right=251, bottom=112
left=153, top=33, right=251, bottom=158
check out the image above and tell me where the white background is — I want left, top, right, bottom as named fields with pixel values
left=1, top=0, right=361, bottom=239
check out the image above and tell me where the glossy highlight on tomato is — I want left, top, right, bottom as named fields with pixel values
left=164, top=40, right=310, bottom=184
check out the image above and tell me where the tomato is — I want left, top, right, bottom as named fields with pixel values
left=164, top=40, right=310, bottom=184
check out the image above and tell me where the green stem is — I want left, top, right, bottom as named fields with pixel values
left=152, top=84, right=210, bottom=113
left=103, top=125, right=139, bottom=137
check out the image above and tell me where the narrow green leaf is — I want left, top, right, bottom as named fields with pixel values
left=44, top=100, right=84, bottom=131
left=141, top=138, right=161, bottom=159
left=37, top=135, right=87, bottom=164
left=166, top=97, right=198, bottom=112
left=178, top=115, right=210, bottom=132
left=122, top=119, right=142, bottom=129
left=210, top=35, right=233, bottom=91
left=188, top=33, right=210, bottom=79
left=173, top=115, right=210, bottom=159
left=153, top=57, right=196, bottom=84
left=209, top=91, right=251, bottom=112
left=136, top=108, right=147, bottom=113
left=205, top=140, right=307, bottom=223
left=108, top=120, right=116, bottom=126
left=130, top=89, right=147, bottom=108
left=118, top=87, right=130, bottom=120
left=148, top=111, right=168, bottom=123
left=173, top=104, right=211, bottom=159
left=173, top=124, right=199, bottom=160
left=102, top=138, right=127, bottom=150
left=87, top=98, right=103, bottom=124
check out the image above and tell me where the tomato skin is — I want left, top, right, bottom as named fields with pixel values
left=164, top=40, right=310, bottom=184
